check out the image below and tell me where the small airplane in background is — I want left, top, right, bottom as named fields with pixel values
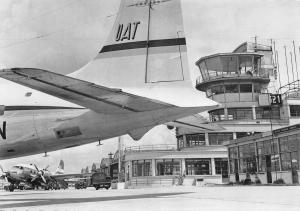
left=0, top=160, right=67, bottom=191
left=0, top=0, right=219, bottom=160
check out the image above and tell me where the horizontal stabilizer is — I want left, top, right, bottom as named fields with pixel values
left=128, top=125, right=154, bottom=141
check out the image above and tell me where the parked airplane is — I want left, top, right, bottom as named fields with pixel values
left=0, top=0, right=219, bottom=160
left=0, top=160, right=66, bottom=191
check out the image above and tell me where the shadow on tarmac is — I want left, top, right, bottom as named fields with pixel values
left=0, top=192, right=192, bottom=209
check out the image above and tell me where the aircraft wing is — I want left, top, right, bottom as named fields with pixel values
left=51, top=173, right=84, bottom=180
left=167, top=114, right=225, bottom=132
left=0, top=68, right=173, bottom=114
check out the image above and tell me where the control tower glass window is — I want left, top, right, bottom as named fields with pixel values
left=240, top=84, right=252, bottom=93
left=227, top=108, right=253, bottom=120
left=255, top=106, right=280, bottom=119
left=209, top=109, right=225, bottom=122
left=225, top=84, right=238, bottom=93
left=238, top=55, right=253, bottom=75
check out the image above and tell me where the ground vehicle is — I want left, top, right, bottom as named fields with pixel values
left=74, top=180, right=87, bottom=189
left=91, top=172, right=111, bottom=190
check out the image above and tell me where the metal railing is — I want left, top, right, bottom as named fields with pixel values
left=125, top=144, right=177, bottom=152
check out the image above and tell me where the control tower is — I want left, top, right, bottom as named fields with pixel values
left=195, top=42, right=288, bottom=133
left=176, top=43, right=290, bottom=174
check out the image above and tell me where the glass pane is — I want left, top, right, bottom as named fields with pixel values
left=225, top=84, right=239, bottom=93
left=290, top=105, right=300, bottom=117
left=240, top=84, right=252, bottom=93
left=185, top=159, right=211, bottom=175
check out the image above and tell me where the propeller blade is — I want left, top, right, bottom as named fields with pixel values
left=33, top=164, right=40, bottom=172
left=0, top=165, right=5, bottom=173
left=41, top=175, right=46, bottom=183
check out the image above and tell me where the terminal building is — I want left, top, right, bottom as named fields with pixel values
left=100, top=42, right=300, bottom=187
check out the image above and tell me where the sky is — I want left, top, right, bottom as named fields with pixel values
left=0, top=0, right=300, bottom=173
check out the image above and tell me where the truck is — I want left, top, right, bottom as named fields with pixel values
left=91, top=172, right=111, bottom=190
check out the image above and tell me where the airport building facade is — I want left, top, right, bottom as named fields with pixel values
left=104, top=42, right=300, bottom=187
left=225, top=124, right=300, bottom=184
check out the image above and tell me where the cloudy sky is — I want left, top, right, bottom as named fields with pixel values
left=0, top=0, right=300, bottom=173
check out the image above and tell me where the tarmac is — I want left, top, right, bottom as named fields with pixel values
left=1, top=185, right=300, bottom=211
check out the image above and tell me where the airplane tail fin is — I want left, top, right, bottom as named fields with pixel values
left=54, top=160, right=64, bottom=175
left=73, top=0, right=191, bottom=88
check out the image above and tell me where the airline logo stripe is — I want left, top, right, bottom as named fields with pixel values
left=100, top=38, right=186, bottom=53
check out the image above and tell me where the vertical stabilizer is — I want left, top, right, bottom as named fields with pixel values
left=54, top=160, right=64, bottom=175
left=73, top=0, right=191, bottom=88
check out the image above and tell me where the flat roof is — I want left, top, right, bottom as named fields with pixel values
left=195, top=52, right=263, bottom=65
left=224, top=123, right=300, bottom=147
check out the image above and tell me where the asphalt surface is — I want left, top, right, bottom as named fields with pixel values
left=1, top=185, right=300, bottom=211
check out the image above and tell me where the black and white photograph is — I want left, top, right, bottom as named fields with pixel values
left=0, top=0, right=300, bottom=210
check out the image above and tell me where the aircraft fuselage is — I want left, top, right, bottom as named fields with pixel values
left=0, top=105, right=200, bottom=160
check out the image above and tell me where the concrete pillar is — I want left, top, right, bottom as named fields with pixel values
left=205, top=133, right=209, bottom=146
left=152, top=159, right=156, bottom=176
left=276, top=138, right=282, bottom=171
left=252, top=105, right=256, bottom=120
left=224, top=107, right=228, bottom=120
left=211, top=158, right=216, bottom=175
left=233, top=132, right=237, bottom=140
left=254, top=142, right=259, bottom=173
left=181, top=158, right=186, bottom=176
left=183, top=135, right=187, bottom=148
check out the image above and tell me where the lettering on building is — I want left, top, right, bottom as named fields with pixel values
left=115, top=21, right=141, bottom=42
left=0, top=121, right=6, bottom=140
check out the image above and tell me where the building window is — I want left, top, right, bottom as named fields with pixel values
left=156, top=159, right=181, bottom=176
left=185, top=159, right=211, bottom=175
left=255, top=106, right=280, bottom=119
left=227, top=108, right=253, bottom=120
left=238, top=144, right=257, bottom=174
left=132, top=160, right=151, bottom=177
left=208, top=133, right=233, bottom=145
left=253, top=84, right=261, bottom=93
left=215, top=158, right=228, bottom=178
left=211, top=85, right=224, bottom=95
left=225, top=84, right=238, bottom=93
left=186, top=134, right=206, bottom=147
left=240, top=84, right=252, bottom=93
left=209, top=109, right=225, bottom=122
left=281, top=153, right=292, bottom=171
left=229, top=147, right=238, bottom=159
left=290, top=105, right=300, bottom=117
left=177, top=135, right=184, bottom=150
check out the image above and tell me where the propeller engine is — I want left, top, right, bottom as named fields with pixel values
left=0, top=165, right=9, bottom=182
left=32, top=164, right=47, bottom=183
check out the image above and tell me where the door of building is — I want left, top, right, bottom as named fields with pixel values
left=291, top=152, right=299, bottom=184
left=265, top=155, right=272, bottom=183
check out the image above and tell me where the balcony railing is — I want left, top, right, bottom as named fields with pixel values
left=196, top=71, right=270, bottom=84
left=125, top=144, right=177, bottom=152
